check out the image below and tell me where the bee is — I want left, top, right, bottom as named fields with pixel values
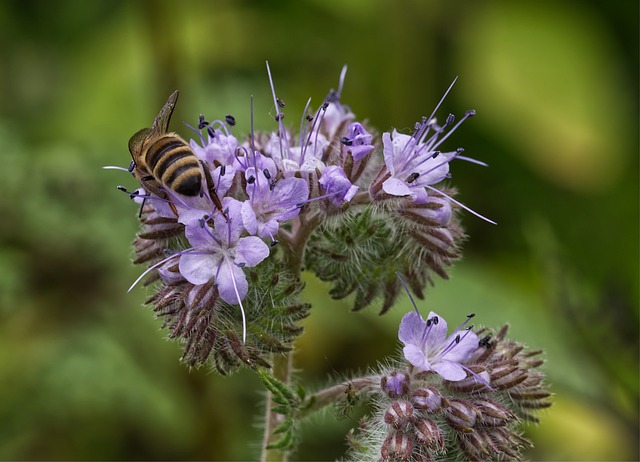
left=128, top=90, right=203, bottom=198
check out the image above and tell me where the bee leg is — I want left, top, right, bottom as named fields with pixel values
left=199, top=160, right=225, bottom=215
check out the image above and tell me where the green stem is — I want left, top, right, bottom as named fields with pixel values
left=260, top=211, right=323, bottom=461
left=297, top=376, right=378, bottom=419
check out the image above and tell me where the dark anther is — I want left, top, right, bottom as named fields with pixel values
left=433, top=316, right=439, bottom=325
left=456, top=147, right=465, bottom=154
left=341, top=137, right=353, bottom=146
left=270, top=240, right=279, bottom=247
left=455, top=335, right=460, bottom=343
left=306, top=114, right=314, bottom=122
left=207, top=126, right=215, bottom=138
left=414, top=121, right=422, bottom=130
left=466, top=325, right=474, bottom=331
left=247, top=175, right=256, bottom=184
left=446, top=113, right=455, bottom=126
left=465, top=109, right=476, bottom=117
left=225, top=114, right=236, bottom=126
left=275, top=113, right=284, bottom=122
left=479, top=335, right=492, bottom=348
left=431, top=151, right=440, bottom=159
left=237, top=262, right=246, bottom=268
left=296, top=202, right=304, bottom=208
left=276, top=97, right=285, bottom=108
left=128, top=160, right=135, bottom=172
left=220, top=165, right=226, bottom=176
left=198, top=114, right=209, bottom=129
left=467, top=313, right=475, bottom=319
left=427, top=319, right=432, bottom=327
left=263, top=169, right=271, bottom=180
left=117, top=185, right=128, bottom=192
left=406, top=172, right=420, bottom=184
left=199, top=218, right=206, bottom=228
left=321, top=101, right=329, bottom=110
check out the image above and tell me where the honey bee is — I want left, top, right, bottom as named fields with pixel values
left=128, top=91, right=202, bottom=198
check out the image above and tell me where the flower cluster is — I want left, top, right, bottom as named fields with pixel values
left=347, top=311, right=551, bottom=461
left=117, top=64, right=488, bottom=371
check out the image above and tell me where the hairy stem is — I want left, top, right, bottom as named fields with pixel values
left=261, top=211, right=323, bottom=461
left=298, top=376, right=379, bottom=419
left=261, top=353, right=294, bottom=461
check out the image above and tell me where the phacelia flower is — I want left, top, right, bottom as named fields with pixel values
left=178, top=197, right=269, bottom=333
left=343, top=122, right=374, bottom=161
left=318, top=165, right=359, bottom=206
left=242, top=167, right=309, bottom=240
left=399, top=310, right=478, bottom=381
left=380, top=129, right=454, bottom=204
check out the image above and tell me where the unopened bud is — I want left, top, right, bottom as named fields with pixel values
left=381, top=371, right=410, bottom=397
left=381, top=430, right=414, bottom=461
left=473, top=399, right=515, bottom=427
left=413, top=418, right=444, bottom=450
left=412, top=387, right=442, bottom=412
left=384, top=400, right=414, bottom=429
left=444, top=398, right=477, bottom=431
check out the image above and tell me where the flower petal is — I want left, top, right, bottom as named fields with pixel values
left=398, top=312, right=426, bottom=346
left=442, top=330, right=479, bottom=364
left=403, top=344, right=431, bottom=371
left=382, top=177, right=413, bottom=197
left=179, top=252, right=220, bottom=286
left=423, top=311, right=448, bottom=350
left=235, top=236, right=270, bottom=268
left=432, top=360, right=468, bottom=381
left=216, top=261, right=248, bottom=304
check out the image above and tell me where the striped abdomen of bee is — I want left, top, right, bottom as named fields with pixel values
left=143, top=133, right=202, bottom=197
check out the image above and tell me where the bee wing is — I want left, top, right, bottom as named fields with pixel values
left=151, top=90, right=179, bottom=135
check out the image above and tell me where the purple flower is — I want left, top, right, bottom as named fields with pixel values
left=318, top=166, right=359, bottom=206
left=344, top=122, right=374, bottom=161
left=241, top=168, right=309, bottom=240
left=190, top=131, right=239, bottom=167
left=399, top=311, right=478, bottom=381
left=381, top=130, right=453, bottom=204
left=178, top=198, right=270, bottom=304
left=265, top=132, right=328, bottom=176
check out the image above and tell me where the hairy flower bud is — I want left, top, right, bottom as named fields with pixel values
left=444, top=398, right=478, bottom=431
left=381, top=371, right=410, bottom=397
left=473, top=398, right=515, bottom=427
left=380, top=430, right=414, bottom=461
left=384, top=400, right=414, bottom=429
left=412, top=387, right=442, bottom=412
left=413, top=418, right=444, bottom=451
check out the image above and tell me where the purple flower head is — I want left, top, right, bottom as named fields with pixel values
left=265, top=132, right=328, bottom=177
left=178, top=197, right=270, bottom=342
left=343, top=122, right=374, bottom=161
left=399, top=310, right=478, bottom=381
left=318, top=166, right=359, bottom=206
left=190, top=127, right=239, bottom=167
left=381, top=129, right=454, bottom=204
left=241, top=167, right=309, bottom=240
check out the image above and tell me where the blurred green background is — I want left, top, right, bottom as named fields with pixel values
left=0, top=0, right=637, bottom=460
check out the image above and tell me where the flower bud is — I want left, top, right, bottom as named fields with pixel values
left=411, top=387, right=442, bottom=412
left=381, top=371, right=410, bottom=397
left=444, top=398, right=477, bottom=431
left=380, top=430, right=414, bottom=461
left=472, top=398, right=515, bottom=427
left=413, top=418, right=444, bottom=451
left=384, top=400, right=414, bottom=429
